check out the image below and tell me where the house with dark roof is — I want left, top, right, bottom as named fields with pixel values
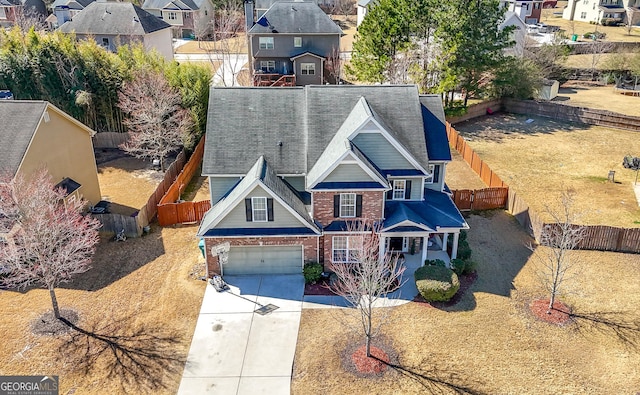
left=0, top=101, right=101, bottom=219
left=244, top=0, right=343, bottom=86
left=0, top=0, right=47, bottom=28
left=142, top=0, right=214, bottom=39
left=197, top=85, right=468, bottom=276
left=58, top=1, right=173, bottom=60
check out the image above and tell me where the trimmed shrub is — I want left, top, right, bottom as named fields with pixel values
left=457, top=240, right=472, bottom=261
left=451, top=258, right=476, bottom=275
left=303, top=262, right=323, bottom=284
left=414, top=265, right=460, bottom=302
left=425, top=259, right=446, bottom=267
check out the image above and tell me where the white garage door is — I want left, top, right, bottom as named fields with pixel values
left=224, top=245, right=303, bottom=275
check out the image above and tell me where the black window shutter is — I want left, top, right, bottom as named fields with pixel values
left=333, top=195, right=340, bottom=217
left=356, top=195, right=363, bottom=217
left=405, top=180, right=412, bottom=199
left=245, top=198, right=252, bottom=221
left=386, top=189, right=393, bottom=200
left=433, top=165, right=440, bottom=183
left=267, top=198, right=274, bottom=221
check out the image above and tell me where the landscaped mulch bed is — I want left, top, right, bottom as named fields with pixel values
left=412, top=271, right=478, bottom=308
left=529, top=298, right=572, bottom=326
left=304, top=279, right=335, bottom=296
left=351, top=345, right=389, bottom=374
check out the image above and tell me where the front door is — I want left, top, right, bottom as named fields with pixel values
left=388, top=237, right=408, bottom=252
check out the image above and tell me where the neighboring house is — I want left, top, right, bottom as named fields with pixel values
left=255, top=0, right=335, bottom=18
left=47, top=0, right=94, bottom=30
left=499, top=0, right=544, bottom=24
left=0, top=100, right=102, bottom=210
left=563, top=0, right=640, bottom=26
left=500, top=10, right=527, bottom=57
left=244, top=0, right=343, bottom=86
left=0, top=0, right=47, bottom=28
left=58, top=2, right=174, bottom=60
left=356, top=0, right=372, bottom=26
left=141, top=0, right=214, bottom=39
left=197, top=85, right=469, bottom=277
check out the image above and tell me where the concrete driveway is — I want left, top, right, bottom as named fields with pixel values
left=177, top=275, right=304, bottom=395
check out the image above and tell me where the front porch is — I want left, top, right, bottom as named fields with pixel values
left=380, top=233, right=458, bottom=268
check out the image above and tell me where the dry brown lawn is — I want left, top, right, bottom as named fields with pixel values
left=446, top=149, right=487, bottom=190
left=0, top=224, right=206, bottom=394
left=453, top=113, right=640, bottom=227
left=97, top=156, right=163, bottom=216
left=554, top=84, right=640, bottom=117
left=292, top=210, right=640, bottom=394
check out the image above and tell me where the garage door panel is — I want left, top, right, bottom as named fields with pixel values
left=225, top=246, right=303, bottom=275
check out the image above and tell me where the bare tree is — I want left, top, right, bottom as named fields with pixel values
left=206, top=0, right=246, bottom=86
left=0, top=169, right=101, bottom=319
left=328, top=219, right=405, bottom=357
left=193, top=12, right=212, bottom=49
left=530, top=191, right=586, bottom=314
left=117, top=71, right=194, bottom=171
left=588, top=40, right=615, bottom=80
left=324, top=46, right=342, bottom=84
left=332, top=0, right=354, bottom=22
left=625, top=9, right=637, bottom=36
left=13, top=6, right=46, bottom=32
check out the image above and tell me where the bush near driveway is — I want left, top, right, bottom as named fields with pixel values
left=414, top=265, right=460, bottom=302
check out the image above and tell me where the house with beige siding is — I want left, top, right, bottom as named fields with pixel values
left=197, top=85, right=468, bottom=277
left=0, top=101, right=101, bottom=209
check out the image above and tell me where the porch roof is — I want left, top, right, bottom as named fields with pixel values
left=382, top=189, right=467, bottom=232
left=313, top=181, right=387, bottom=190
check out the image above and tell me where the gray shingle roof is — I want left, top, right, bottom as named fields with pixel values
left=142, top=0, right=201, bottom=11
left=59, top=2, right=171, bottom=35
left=248, top=1, right=343, bottom=35
left=0, top=101, right=47, bottom=177
left=204, top=85, right=430, bottom=177
left=52, top=0, right=94, bottom=10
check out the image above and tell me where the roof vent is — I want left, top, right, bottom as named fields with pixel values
left=277, top=141, right=283, bottom=147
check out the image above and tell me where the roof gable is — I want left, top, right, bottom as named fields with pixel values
left=248, top=1, right=343, bottom=35
left=197, top=157, right=319, bottom=236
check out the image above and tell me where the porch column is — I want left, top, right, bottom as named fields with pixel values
left=442, top=233, right=448, bottom=251
left=451, top=232, right=460, bottom=259
left=421, top=236, right=428, bottom=265
left=379, top=235, right=386, bottom=263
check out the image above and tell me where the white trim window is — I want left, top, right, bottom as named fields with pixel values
left=251, top=197, right=267, bottom=222
left=101, top=37, right=110, bottom=48
left=392, top=180, right=406, bottom=200
left=167, top=11, right=177, bottom=20
left=425, top=164, right=436, bottom=184
left=339, top=193, right=356, bottom=218
left=259, top=36, right=274, bottom=49
left=260, top=60, right=276, bottom=72
left=301, top=63, right=315, bottom=75
left=294, top=36, right=302, bottom=47
left=332, top=236, right=361, bottom=263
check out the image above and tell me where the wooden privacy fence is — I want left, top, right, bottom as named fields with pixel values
left=157, top=137, right=207, bottom=226
left=92, top=132, right=131, bottom=149
left=93, top=147, right=188, bottom=237
left=452, top=188, right=509, bottom=211
left=446, top=121, right=640, bottom=253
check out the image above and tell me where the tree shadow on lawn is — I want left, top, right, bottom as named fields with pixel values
left=61, top=228, right=166, bottom=291
left=58, top=314, right=185, bottom=392
left=569, top=308, right=640, bottom=350
left=374, top=357, right=487, bottom=395
left=454, top=113, right=592, bottom=143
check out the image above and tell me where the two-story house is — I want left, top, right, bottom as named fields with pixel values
left=244, top=0, right=343, bottom=86
left=197, top=85, right=468, bottom=277
left=563, top=0, right=640, bottom=26
left=0, top=0, right=47, bottom=28
left=48, top=0, right=94, bottom=29
left=58, top=1, right=174, bottom=60
left=142, top=0, right=214, bottom=39
left=499, top=0, right=544, bottom=24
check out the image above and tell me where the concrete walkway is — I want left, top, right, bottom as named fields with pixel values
left=177, top=275, right=304, bottom=395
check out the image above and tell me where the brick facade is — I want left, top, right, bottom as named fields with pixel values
left=312, top=190, right=385, bottom=227
left=204, top=236, right=319, bottom=276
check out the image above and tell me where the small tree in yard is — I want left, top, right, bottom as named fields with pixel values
left=118, top=71, right=194, bottom=171
left=530, top=191, right=586, bottom=314
left=328, top=220, right=405, bottom=357
left=0, top=169, right=101, bottom=319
